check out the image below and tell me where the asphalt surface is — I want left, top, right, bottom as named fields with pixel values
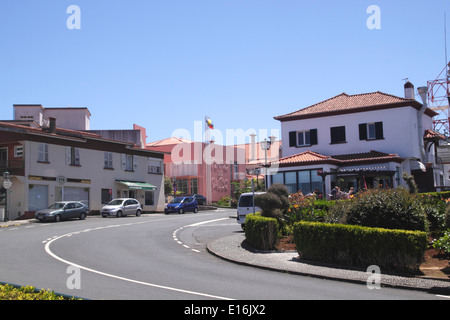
left=1, top=216, right=450, bottom=296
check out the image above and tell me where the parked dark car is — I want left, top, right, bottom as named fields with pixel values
left=35, top=201, right=88, bottom=222
left=192, top=194, right=206, bottom=205
left=165, top=197, right=198, bottom=214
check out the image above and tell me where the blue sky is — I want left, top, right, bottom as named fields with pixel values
left=0, top=1, right=449, bottom=144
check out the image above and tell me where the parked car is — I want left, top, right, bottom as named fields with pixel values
left=165, top=197, right=198, bottom=214
left=101, top=198, right=142, bottom=218
left=192, top=194, right=206, bottom=205
left=35, top=201, right=88, bottom=222
left=236, top=192, right=265, bottom=229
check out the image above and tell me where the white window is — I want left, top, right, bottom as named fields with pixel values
left=104, top=152, right=113, bottom=169
left=38, top=143, right=48, bottom=162
left=122, top=154, right=137, bottom=171
left=14, top=145, right=23, bottom=157
left=126, top=154, right=133, bottom=170
left=297, top=131, right=311, bottom=146
left=367, top=123, right=376, bottom=140
left=65, top=146, right=80, bottom=166
left=148, top=159, right=162, bottom=174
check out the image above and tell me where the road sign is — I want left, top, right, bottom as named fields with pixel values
left=2, top=180, right=12, bottom=190
left=56, top=176, right=67, bottom=185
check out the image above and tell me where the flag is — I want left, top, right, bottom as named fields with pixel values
left=205, top=116, right=214, bottom=129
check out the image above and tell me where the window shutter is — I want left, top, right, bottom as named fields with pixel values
left=121, top=154, right=126, bottom=170
left=65, top=146, right=71, bottom=165
left=289, top=131, right=297, bottom=147
left=330, top=127, right=337, bottom=144
left=330, top=126, right=345, bottom=143
left=74, top=148, right=80, bottom=165
left=359, top=123, right=367, bottom=140
left=375, top=122, right=384, bottom=139
left=310, top=129, right=318, bottom=145
left=133, top=155, right=138, bottom=170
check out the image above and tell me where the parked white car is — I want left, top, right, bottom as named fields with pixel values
left=101, top=198, right=142, bottom=218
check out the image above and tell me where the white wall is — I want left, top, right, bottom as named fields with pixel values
left=280, top=106, right=432, bottom=159
left=20, top=141, right=164, bottom=214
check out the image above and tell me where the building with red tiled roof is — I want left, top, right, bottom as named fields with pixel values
left=269, top=82, right=446, bottom=196
left=146, top=136, right=281, bottom=203
left=0, top=114, right=166, bottom=221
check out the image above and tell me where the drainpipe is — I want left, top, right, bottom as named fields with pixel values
left=417, top=86, right=428, bottom=163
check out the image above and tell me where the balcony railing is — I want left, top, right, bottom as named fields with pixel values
left=0, top=160, right=25, bottom=176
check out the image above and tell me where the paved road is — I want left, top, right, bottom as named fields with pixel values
left=0, top=208, right=446, bottom=300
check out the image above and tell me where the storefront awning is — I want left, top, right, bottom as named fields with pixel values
left=116, top=180, right=157, bottom=190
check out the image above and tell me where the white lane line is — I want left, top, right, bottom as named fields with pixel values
left=44, top=217, right=234, bottom=300
left=173, top=217, right=229, bottom=254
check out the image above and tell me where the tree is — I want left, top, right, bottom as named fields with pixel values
left=254, top=184, right=290, bottom=220
left=164, top=176, right=173, bottom=196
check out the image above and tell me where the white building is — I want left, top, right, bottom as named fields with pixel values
left=13, top=104, right=91, bottom=131
left=0, top=120, right=165, bottom=220
left=269, top=82, right=445, bottom=196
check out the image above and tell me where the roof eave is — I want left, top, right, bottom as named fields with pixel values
left=274, top=101, right=435, bottom=122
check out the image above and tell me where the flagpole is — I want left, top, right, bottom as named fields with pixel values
left=205, top=116, right=212, bottom=204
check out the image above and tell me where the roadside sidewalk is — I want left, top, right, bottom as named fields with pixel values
left=0, top=219, right=36, bottom=228
left=207, top=233, right=450, bottom=294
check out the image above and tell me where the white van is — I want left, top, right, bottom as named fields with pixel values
left=236, top=192, right=265, bottom=228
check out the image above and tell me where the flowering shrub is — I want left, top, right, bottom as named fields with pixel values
left=433, top=230, right=450, bottom=256
left=286, top=191, right=332, bottom=224
left=0, top=284, right=79, bottom=300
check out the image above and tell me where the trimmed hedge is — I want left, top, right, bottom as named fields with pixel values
left=244, top=214, right=280, bottom=251
left=294, top=221, right=428, bottom=273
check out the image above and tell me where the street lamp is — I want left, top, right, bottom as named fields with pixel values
left=260, top=136, right=276, bottom=191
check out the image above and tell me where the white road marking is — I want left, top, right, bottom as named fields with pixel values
left=173, top=217, right=229, bottom=254
left=44, top=216, right=235, bottom=300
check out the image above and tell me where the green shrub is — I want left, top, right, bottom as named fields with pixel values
left=0, top=284, right=80, bottom=300
left=244, top=214, right=280, bottom=250
left=254, top=193, right=282, bottom=217
left=419, top=192, right=450, bottom=232
left=286, top=193, right=336, bottom=225
left=294, top=221, right=428, bottom=273
left=215, top=196, right=232, bottom=207
left=323, top=199, right=352, bottom=224
left=433, top=230, right=450, bottom=256
left=254, top=184, right=290, bottom=220
left=345, top=188, right=428, bottom=232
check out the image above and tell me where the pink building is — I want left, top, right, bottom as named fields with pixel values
left=147, top=137, right=281, bottom=203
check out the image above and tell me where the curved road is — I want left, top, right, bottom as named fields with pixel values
left=0, top=209, right=446, bottom=300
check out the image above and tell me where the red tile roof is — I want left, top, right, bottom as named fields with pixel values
left=275, top=151, right=337, bottom=166
left=274, top=91, right=437, bottom=121
left=275, top=150, right=403, bottom=167
left=424, top=129, right=445, bottom=140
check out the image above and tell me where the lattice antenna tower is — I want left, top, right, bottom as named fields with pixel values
left=430, top=12, right=450, bottom=137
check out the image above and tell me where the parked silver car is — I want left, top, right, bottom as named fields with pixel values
left=35, top=201, right=88, bottom=222
left=101, top=198, right=142, bottom=218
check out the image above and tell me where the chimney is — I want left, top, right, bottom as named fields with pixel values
left=404, top=81, right=415, bottom=99
left=47, top=117, right=56, bottom=133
